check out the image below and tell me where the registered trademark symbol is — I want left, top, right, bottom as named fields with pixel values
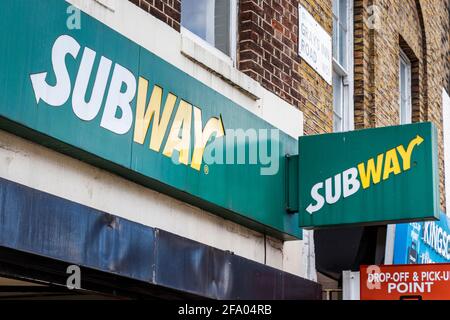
left=204, top=165, right=209, bottom=175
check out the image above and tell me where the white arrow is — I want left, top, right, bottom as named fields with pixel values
left=30, top=35, right=80, bottom=107
left=30, top=72, right=48, bottom=104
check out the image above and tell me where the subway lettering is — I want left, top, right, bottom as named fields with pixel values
left=30, top=35, right=224, bottom=171
left=306, top=135, right=424, bottom=215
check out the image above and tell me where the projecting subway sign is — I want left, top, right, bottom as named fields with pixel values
left=299, top=123, right=440, bottom=229
left=0, top=0, right=301, bottom=240
left=298, top=4, right=332, bottom=85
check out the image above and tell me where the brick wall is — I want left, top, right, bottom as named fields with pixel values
left=353, top=0, right=450, bottom=210
left=354, top=0, right=374, bottom=128
left=128, top=0, right=334, bottom=135
left=238, top=0, right=333, bottom=135
left=422, top=0, right=450, bottom=211
left=129, top=0, right=449, bottom=208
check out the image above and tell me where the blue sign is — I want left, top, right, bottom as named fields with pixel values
left=393, top=212, right=450, bottom=264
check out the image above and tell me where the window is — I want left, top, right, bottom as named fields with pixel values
left=332, top=0, right=353, bottom=132
left=181, top=0, right=237, bottom=60
left=399, top=50, right=412, bottom=125
left=332, top=0, right=348, bottom=70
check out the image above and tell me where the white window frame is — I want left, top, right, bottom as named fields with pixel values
left=387, top=53, right=418, bottom=266
left=399, top=49, right=412, bottom=125
left=180, top=0, right=238, bottom=66
left=332, top=0, right=354, bottom=132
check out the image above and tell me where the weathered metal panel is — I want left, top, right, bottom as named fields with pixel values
left=0, top=177, right=321, bottom=299
left=0, top=177, right=155, bottom=282
left=225, top=256, right=280, bottom=299
left=154, top=229, right=320, bottom=299
left=281, top=270, right=323, bottom=300
left=154, top=228, right=214, bottom=297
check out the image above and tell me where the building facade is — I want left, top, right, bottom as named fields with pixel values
left=126, top=0, right=450, bottom=297
left=0, top=0, right=448, bottom=299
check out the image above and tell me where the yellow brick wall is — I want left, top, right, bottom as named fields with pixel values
left=354, top=0, right=450, bottom=210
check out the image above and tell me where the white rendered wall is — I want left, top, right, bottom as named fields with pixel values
left=0, top=0, right=316, bottom=281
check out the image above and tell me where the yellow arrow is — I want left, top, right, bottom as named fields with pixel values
left=396, top=135, right=424, bottom=171
left=413, top=135, right=424, bottom=146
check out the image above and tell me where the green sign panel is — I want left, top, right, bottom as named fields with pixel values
left=0, top=0, right=302, bottom=239
left=299, top=122, right=440, bottom=229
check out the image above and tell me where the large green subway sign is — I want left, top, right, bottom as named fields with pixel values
left=299, top=122, right=440, bottom=229
left=0, top=0, right=301, bottom=239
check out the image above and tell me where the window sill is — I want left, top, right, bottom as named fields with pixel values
left=94, top=0, right=115, bottom=11
left=332, top=58, right=348, bottom=77
left=180, top=28, right=261, bottom=101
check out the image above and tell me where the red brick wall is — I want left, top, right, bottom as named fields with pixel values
left=238, top=0, right=334, bottom=135
left=128, top=0, right=335, bottom=135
